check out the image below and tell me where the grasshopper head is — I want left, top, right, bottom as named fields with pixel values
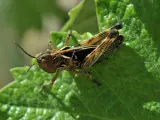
left=36, top=51, right=57, bottom=73
left=15, top=43, right=59, bottom=73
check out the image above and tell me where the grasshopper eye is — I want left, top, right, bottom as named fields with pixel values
left=41, top=57, right=46, bottom=61
left=40, top=57, right=46, bottom=63
left=42, top=59, right=45, bottom=62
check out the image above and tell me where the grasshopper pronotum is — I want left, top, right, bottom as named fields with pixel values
left=15, top=23, right=124, bottom=89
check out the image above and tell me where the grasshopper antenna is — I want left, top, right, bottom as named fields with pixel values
left=24, top=64, right=35, bottom=75
left=15, top=43, right=35, bottom=58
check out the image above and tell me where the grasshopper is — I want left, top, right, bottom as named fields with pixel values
left=15, top=23, right=124, bottom=89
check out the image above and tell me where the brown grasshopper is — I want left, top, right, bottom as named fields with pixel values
left=15, top=22, right=124, bottom=89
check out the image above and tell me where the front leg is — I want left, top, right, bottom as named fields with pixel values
left=64, top=30, right=72, bottom=47
left=40, top=70, right=59, bottom=91
left=49, top=30, right=72, bottom=52
left=48, top=41, right=54, bottom=50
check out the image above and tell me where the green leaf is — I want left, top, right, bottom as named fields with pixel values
left=143, top=101, right=160, bottom=115
left=61, top=0, right=99, bottom=34
left=0, top=0, right=160, bottom=120
left=95, top=0, right=160, bottom=119
left=130, top=0, right=160, bottom=53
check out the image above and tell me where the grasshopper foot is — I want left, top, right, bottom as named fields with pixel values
left=92, top=79, right=102, bottom=86
left=39, top=83, right=51, bottom=92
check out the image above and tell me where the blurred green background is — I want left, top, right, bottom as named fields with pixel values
left=0, top=0, right=80, bottom=88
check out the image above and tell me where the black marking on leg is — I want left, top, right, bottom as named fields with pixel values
left=92, top=79, right=102, bottom=86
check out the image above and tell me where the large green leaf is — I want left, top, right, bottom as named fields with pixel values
left=61, top=0, right=99, bottom=34
left=131, top=0, right=160, bottom=53
left=0, top=0, right=160, bottom=120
